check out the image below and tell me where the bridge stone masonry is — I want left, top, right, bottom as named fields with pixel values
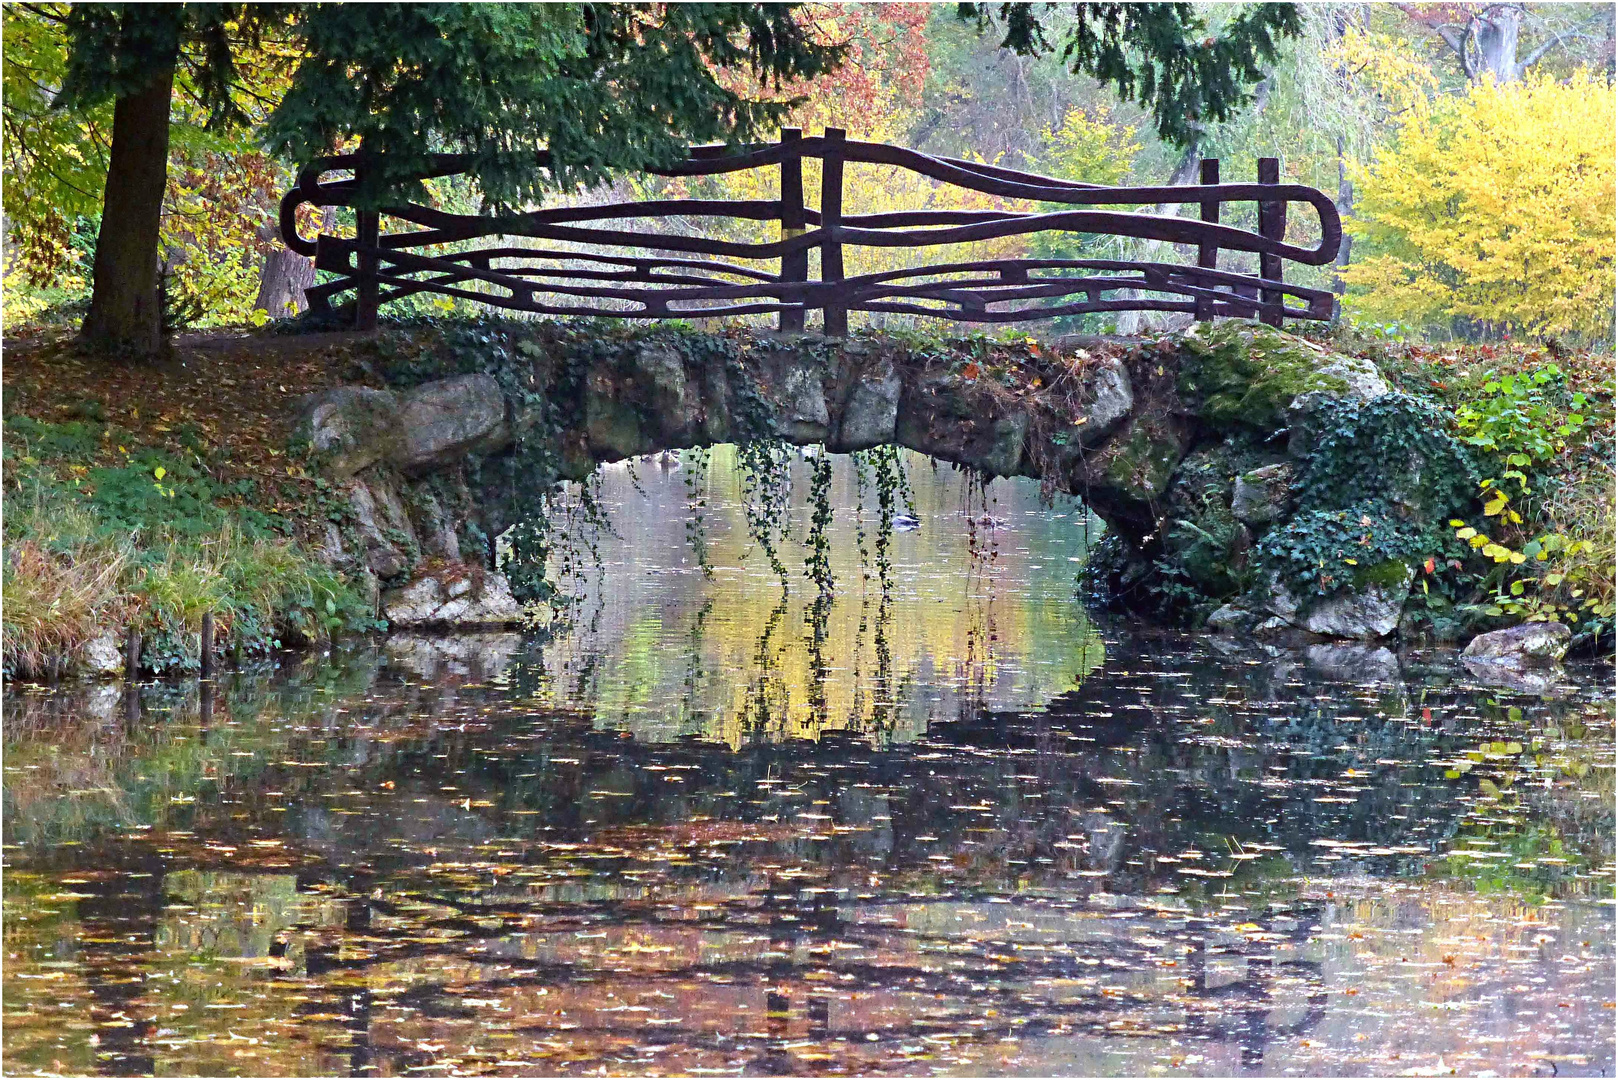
left=296, top=319, right=1406, bottom=639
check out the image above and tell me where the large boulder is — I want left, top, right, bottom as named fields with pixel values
left=344, top=474, right=419, bottom=579
left=832, top=357, right=902, bottom=452
left=80, top=632, right=125, bottom=678
left=1259, top=562, right=1414, bottom=640
left=298, top=374, right=511, bottom=478
left=1072, top=411, right=1191, bottom=534
left=768, top=350, right=832, bottom=443
left=296, top=386, right=402, bottom=479
left=1075, top=356, right=1133, bottom=446
left=896, top=375, right=1029, bottom=478
left=397, top=374, right=509, bottom=473
left=1177, top=322, right=1386, bottom=434
left=382, top=567, right=525, bottom=628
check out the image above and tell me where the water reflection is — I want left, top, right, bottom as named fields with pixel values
left=3, top=459, right=1613, bottom=1077
left=531, top=450, right=1106, bottom=745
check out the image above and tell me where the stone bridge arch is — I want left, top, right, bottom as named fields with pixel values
left=297, top=320, right=1394, bottom=634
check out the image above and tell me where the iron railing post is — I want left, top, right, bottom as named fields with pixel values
left=354, top=148, right=380, bottom=332
left=819, top=127, right=847, bottom=337
left=1196, top=157, right=1220, bottom=322
left=779, top=128, right=807, bottom=333
left=1258, top=157, right=1286, bottom=327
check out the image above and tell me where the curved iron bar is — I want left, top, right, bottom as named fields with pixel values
left=314, top=240, right=1316, bottom=327
left=282, top=130, right=1341, bottom=329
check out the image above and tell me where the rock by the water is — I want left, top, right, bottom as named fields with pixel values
left=1076, top=357, right=1133, bottom=445
left=1206, top=604, right=1253, bottom=633
left=297, top=386, right=402, bottom=479
left=397, top=374, right=509, bottom=473
left=1231, top=462, right=1294, bottom=526
left=1462, top=621, right=1571, bottom=668
left=833, top=358, right=901, bottom=452
left=80, top=632, right=125, bottom=677
left=1260, top=563, right=1413, bottom=640
left=345, top=476, right=418, bottom=579
left=1178, top=322, right=1385, bottom=433
left=772, top=352, right=832, bottom=443
left=382, top=567, right=524, bottom=628
left=1301, top=571, right=1412, bottom=639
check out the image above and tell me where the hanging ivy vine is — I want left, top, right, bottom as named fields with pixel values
left=737, top=439, right=793, bottom=587
left=804, top=449, right=835, bottom=595
left=864, top=445, right=911, bottom=593
left=682, top=445, right=713, bottom=579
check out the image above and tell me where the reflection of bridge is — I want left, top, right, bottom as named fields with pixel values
left=286, top=882, right=1330, bottom=1076
left=280, top=128, right=1343, bottom=334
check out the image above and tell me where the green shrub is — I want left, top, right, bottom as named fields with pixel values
left=1255, top=500, right=1432, bottom=602
left=1455, top=363, right=1593, bottom=493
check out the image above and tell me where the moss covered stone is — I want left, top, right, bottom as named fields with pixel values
left=1100, top=423, right=1180, bottom=501
left=1177, top=321, right=1351, bottom=432
left=1351, top=557, right=1415, bottom=591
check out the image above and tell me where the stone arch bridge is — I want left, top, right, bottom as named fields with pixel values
left=298, top=321, right=1394, bottom=635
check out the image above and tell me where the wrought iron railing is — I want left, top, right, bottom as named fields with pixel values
left=278, top=126, right=1342, bottom=334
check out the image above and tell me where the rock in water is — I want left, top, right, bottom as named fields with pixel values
left=1206, top=604, right=1254, bottom=633
left=80, top=632, right=125, bottom=677
left=1462, top=622, right=1571, bottom=668
left=382, top=567, right=525, bottom=628
left=1259, top=563, right=1414, bottom=640
left=1300, top=573, right=1412, bottom=639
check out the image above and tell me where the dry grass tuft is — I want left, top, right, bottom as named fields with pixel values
left=2, top=539, right=133, bottom=679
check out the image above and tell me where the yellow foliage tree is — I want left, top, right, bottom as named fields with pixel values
left=1038, top=104, right=1141, bottom=188
left=1340, top=71, right=1615, bottom=343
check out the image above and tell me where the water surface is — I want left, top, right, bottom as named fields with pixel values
left=5, top=453, right=1613, bottom=1077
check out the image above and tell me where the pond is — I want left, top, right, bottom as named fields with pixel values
left=4, top=451, right=1613, bottom=1077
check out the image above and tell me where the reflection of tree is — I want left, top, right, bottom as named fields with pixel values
left=803, top=594, right=832, bottom=735
left=676, top=596, right=714, bottom=739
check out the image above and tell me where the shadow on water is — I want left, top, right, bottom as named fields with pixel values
left=3, top=454, right=1613, bottom=1077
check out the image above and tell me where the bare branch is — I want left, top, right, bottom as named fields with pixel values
left=1520, top=12, right=1610, bottom=70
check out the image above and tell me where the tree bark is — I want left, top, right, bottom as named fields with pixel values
left=1473, top=5, right=1524, bottom=82
left=79, top=62, right=175, bottom=356
left=1333, top=136, right=1354, bottom=291
left=254, top=222, right=317, bottom=319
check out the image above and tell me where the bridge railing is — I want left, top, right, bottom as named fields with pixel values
left=278, top=127, right=1342, bottom=334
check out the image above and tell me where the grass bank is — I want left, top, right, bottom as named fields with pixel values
left=1339, top=328, right=1615, bottom=651
left=2, top=330, right=385, bottom=679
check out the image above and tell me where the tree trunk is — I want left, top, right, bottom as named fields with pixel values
left=79, top=62, right=175, bottom=356
left=254, top=222, right=317, bottom=319
left=1474, top=6, right=1525, bottom=82
left=1333, top=135, right=1354, bottom=292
